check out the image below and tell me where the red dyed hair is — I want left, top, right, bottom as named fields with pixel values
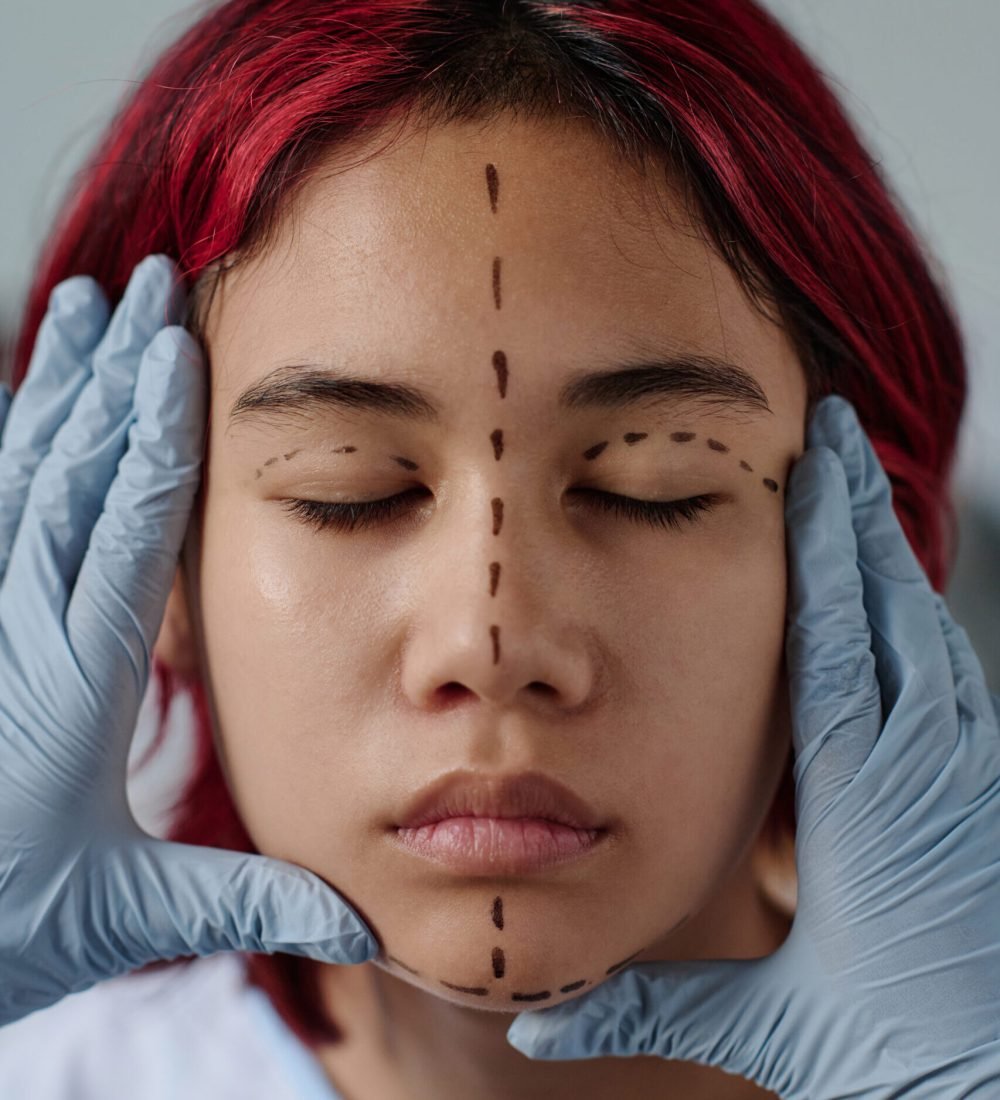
left=10, top=0, right=967, bottom=1055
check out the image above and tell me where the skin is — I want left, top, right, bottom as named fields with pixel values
left=157, top=111, right=806, bottom=1099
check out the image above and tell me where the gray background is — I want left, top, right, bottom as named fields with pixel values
left=1, top=0, right=997, bottom=827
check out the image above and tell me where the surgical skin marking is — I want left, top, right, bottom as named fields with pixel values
left=580, top=429, right=782, bottom=493
left=606, top=949, right=642, bottom=975
left=254, top=448, right=305, bottom=478
left=583, top=440, right=609, bottom=461
left=487, top=168, right=506, bottom=670
left=491, top=495, right=503, bottom=597
left=493, top=350, right=508, bottom=397
left=486, top=161, right=499, bottom=213
left=492, top=897, right=505, bottom=980
left=485, top=167, right=590, bottom=1005
left=387, top=954, right=421, bottom=976
left=493, top=257, right=502, bottom=310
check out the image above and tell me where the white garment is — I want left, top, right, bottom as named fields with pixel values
left=0, top=953, right=344, bottom=1099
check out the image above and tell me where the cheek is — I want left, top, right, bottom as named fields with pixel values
left=195, top=495, right=381, bottom=848
left=621, top=516, right=788, bottom=900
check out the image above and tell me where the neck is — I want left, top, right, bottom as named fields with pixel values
left=312, top=857, right=790, bottom=1100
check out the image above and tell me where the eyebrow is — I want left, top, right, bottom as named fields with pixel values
left=226, top=353, right=772, bottom=433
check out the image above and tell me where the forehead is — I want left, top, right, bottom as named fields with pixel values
left=204, top=113, right=805, bottom=431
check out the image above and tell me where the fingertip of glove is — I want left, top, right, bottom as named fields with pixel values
left=139, top=327, right=206, bottom=401
left=48, top=275, right=110, bottom=342
left=807, top=393, right=859, bottom=450
left=144, top=325, right=202, bottom=366
left=144, top=254, right=190, bottom=329
left=785, top=444, right=846, bottom=508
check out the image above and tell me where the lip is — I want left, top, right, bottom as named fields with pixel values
left=393, top=816, right=607, bottom=874
left=390, top=770, right=610, bottom=876
left=394, top=769, right=607, bottom=831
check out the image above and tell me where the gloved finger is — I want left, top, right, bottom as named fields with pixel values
left=506, top=956, right=771, bottom=1080
left=2, top=256, right=183, bottom=637
left=933, top=593, right=999, bottom=752
left=784, top=442, right=881, bottom=790
left=66, top=325, right=205, bottom=720
left=0, top=277, right=106, bottom=582
left=120, top=838, right=378, bottom=967
left=806, top=396, right=953, bottom=714
left=0, top=382, right=12, bottom=440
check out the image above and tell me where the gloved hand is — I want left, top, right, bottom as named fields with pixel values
left=0, top=254, right=378, bottom=1028
left=507, top=394, right=1000, bottom=1098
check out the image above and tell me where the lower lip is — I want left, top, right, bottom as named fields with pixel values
left=393, top=816, right=606, bottom=874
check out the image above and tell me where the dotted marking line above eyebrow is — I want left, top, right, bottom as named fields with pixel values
left=706, top=437, right=729, bottom=453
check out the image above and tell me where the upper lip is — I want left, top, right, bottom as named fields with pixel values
left=394, top=769, right=607, bottom=831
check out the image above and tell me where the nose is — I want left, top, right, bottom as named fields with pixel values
left=399, top=158, right=603, bottom=719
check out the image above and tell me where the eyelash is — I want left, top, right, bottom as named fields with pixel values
left=280, top=488, right=720, bottom=534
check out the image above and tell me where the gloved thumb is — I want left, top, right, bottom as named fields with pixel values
left=114, top=837, right=379, bottom=968
left=506, top=954, right=774, bottom=1080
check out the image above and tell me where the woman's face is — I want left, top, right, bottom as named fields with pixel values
left=180, top=112, right=807, bottom=1011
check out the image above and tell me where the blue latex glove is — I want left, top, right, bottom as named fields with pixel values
left=507, top=394, right=1000, bottom=1098
left=0, top=255, right=378, bottom=1028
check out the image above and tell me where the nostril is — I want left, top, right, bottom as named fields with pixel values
left=436, top=682, right=472, bottom=705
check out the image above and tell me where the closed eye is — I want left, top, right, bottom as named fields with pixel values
left=280, top=487, right=721, bottom=534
